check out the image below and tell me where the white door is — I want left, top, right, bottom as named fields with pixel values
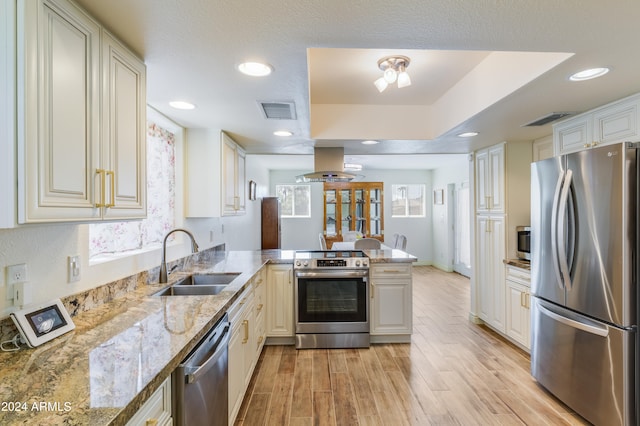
left=454, top=184, right=471, bottom=277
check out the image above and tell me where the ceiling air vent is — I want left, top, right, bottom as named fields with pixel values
left=522, top=112, right=574, bottom=127
left=258, top=101, right=297, bottom=120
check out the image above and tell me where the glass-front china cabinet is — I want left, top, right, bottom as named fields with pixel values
left=323, top=182, right=384, bottom=247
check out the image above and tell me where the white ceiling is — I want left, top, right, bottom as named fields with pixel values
left=74, top=0, right=640, bottom=165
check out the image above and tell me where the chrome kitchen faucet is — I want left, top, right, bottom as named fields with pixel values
left=159, top=228, right=199, bottom=283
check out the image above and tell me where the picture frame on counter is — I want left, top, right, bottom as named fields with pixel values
left=249, top=180, right=257, bottom=201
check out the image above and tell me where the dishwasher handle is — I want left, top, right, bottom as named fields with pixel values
left=185, top=321, right=230, bottom=384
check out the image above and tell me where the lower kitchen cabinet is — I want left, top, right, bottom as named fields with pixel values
left=228, top=285, right=255, bottom=425
left=370, top=263, right=412, bottom=341
left=126, top=376, right=172, bottom=426
left=476, top=215, right=506, bottom=332
left=266, top=264, right=294, bottom=337
left=505, top=265, right=531, bottom=351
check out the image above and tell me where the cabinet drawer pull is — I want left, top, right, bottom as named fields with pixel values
left=239, top=297, right=247, bottom=305
left=256, top=303, right=264, bottom=311
left=242, top=319, right=249, bottom=343
left=145, top=419, right=158, bottom=426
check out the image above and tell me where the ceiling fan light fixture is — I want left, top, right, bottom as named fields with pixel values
left=375, top=55, right=411, bottom=92
left=374, top=77, right=388, bottom=92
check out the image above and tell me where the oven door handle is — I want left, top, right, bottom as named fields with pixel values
left=295, top=270, right=369, bottom=279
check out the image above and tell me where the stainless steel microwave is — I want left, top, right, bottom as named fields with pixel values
left=516, top=226, right=531, bottom=260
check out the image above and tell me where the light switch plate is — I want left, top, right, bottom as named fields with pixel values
left=68, top=255, right=81, bottom=283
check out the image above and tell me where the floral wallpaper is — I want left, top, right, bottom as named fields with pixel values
left=89, top=122, right=176, bottom=257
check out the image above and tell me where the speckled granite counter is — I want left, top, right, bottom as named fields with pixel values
left=0, top=248, right=411, bottom=425
left=503, top=258, right=531, bottom=270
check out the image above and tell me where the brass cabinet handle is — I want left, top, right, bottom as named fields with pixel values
left=242, top=319, right=249, bottom=343
left=106, top=170, right=115, bottom=207
left=256, top=303, right=264, bottom=312
left=95, top=169, right=106, bottom=207
left=145, top=419, right=158, bottom=426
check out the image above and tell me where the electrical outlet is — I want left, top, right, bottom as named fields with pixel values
left=7, top=263, right=27, bottom=285
left=68, top=255, right=81, bottom=283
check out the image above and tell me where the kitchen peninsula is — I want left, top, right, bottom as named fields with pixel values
left=0, top=248, right=415, bottom=426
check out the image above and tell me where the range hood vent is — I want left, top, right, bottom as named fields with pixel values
left=522, top=112, right=574, bottom=127
left=258, top=101, right=297, bottom=120
left=296, top=147, right=357, bottom=183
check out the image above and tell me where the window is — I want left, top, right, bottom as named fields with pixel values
left=89, top=121, right=176, bottom=257
left=276, top=184, right=310, bottom=217
left=392, top=184, right=426, bottom=217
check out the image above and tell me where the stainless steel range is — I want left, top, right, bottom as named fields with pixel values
left=294, top=250, right=369, bottom=349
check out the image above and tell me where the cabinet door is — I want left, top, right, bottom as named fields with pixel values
left=593, top=95, right=640, bottom=146
left=222, top=135, right=237, bottom=215
left=506, top=280, right=530, bottom=350
left=488, top=146, right=505, bottom=213
left=235, top=146, right=246, bottom=214
left=475, top=149, right=489, bottom=212
left=370, top=264, right=412, bottom=335
left=476, top=216, right=506, bottom=332
left=18, top=0, right=101, bottom=223
left=266, top=265, right=294, bottom=337
left=553, top=115, right=592, bottom=155
left=368, top=185, right=383, bottom=238
left=102, top=31, right=146, bottom=219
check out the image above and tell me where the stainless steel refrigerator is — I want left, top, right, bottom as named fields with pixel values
left=530, top=142, right=638, bottom=425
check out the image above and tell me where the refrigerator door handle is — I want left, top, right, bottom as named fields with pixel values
left=550, top=171, right=566, bottom=290
left=557, top=169, right=574, bottom=290
left=537, top=300, right=609, bottom=337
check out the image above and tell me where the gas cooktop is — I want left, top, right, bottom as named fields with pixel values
left=294, top=250, right=365, bottom=259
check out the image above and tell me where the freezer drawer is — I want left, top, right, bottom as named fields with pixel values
left=531, top=297, right=636, bottom=426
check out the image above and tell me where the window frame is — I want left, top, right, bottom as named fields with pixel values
left=276, top=184, right=311, bottom=218
left=391, top=184, right=426, bottom=218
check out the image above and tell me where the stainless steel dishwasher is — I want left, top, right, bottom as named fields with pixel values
left=173, top=313, right=230, bottom=426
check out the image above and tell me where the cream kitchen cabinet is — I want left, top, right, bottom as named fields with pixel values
left=475, top=144, right=505, bottom=213
left=185, top=130, right=246, bottom=217
left=553, top=93, right=640, bottom=155
left=228, top=284, right=256, bottom=425
left=222, top=132, right=246, bottom=216
left=370, top=263, right=412, bottom=342
left=476, top=216, right=506, bottom=332
left=126, top=376, right=172, bottom=426
left=16, top=0, right=146, bottom=224
left=266, top=264, right=294, bottom=338
left=505, top=265, right=531, bottom=351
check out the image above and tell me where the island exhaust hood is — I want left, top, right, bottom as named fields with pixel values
left=296, top=147, right=357, bottom=182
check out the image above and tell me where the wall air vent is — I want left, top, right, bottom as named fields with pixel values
left=522, top=112, right=574, bottom=127
left=258, top=101, right=297, bottom=120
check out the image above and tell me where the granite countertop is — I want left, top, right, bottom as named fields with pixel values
left=0, top=248, right=411, bottom=425
left=503, top=258, right=531, bottom=270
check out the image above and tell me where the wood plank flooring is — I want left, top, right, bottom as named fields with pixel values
left=235, top=266, right=590, bottom=425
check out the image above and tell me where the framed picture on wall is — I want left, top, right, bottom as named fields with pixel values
left=434, top=189, right=444, bottom=205
left=249, top=180, right=257, bottom=201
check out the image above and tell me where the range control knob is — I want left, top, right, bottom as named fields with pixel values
left=355, top=260, right=361, bottom=267
left=304, top=261, right=309, bottom=267
left=295, top=260, right=301, bottom=267
left=363, top=260, right=368, bottom=267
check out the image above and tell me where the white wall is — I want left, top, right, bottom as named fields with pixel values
left=268, top=169, right=435, bottom=262
left=431, top=156, right=471, bottom=271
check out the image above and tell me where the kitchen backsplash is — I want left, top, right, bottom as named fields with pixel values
left=0, top=244, right=225, bottom=343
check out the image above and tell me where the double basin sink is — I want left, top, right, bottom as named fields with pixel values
left=154, top=272, right=241, bottom=296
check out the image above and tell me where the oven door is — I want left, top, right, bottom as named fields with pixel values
left=295, top=269, right=369, bottom=334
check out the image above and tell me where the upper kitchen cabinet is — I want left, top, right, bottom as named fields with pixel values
left=222, top=132, right=246, bottom=216
left=16, top=0, right=146, bottom=224
left=186, top=130, right=246, bottom=217
left=475, top=144, right=504, bottom=213
left=553, top=93, right=640, bottom=155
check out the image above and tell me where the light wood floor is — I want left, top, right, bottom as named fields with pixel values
left=235, top=266, right=590, bottom=425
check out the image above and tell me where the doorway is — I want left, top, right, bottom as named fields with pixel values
left=453, top=182, right=471, bottom=277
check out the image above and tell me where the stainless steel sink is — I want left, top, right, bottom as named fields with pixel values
left=154, top=284, right=229, bottom=296
left=175, top=273, right=241, bottom=286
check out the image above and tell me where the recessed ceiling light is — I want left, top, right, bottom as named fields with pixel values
left=361, top=140, right=379, bottom=145
left=569, top=67, right=610, bottom=81
left=238, top=62, right=273, bottom=77
left=169, top=101, right=196, bottom=110
left=344, top=163, right=363, bottom=171
left=273, top=130, right=292, bottom=137
left=458, top=132, right=478, bottom=137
